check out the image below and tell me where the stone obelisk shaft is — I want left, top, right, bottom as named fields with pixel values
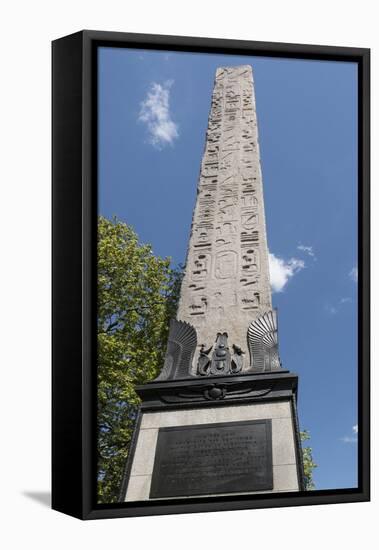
left=177, top=65, right=272, bottom=371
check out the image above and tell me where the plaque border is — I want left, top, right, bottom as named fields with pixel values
left=52, top=30, right=370, bottom=519
left=149, top=419, right=273, bottom=499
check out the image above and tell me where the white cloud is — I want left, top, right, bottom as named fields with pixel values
left=139, top=80, right=179, bottom=149
left=325, top=297, right=352, bottom=315
left=325, top=304, right=338, bottom=315
left=341, top=425, right=358, bottom=444
left=297, top=244, right=316, bottom=259
left=349, top=266, right=358, bottom=283
left=341, top=436, right=357, bottom=443
left=268, top=253, right=305, bottom=293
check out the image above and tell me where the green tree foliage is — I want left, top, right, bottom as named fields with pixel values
left=300, top=430, right=317, bottom=490
left=97, top=216, right=181, bottom=503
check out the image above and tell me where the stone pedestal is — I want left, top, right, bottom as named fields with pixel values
left=122, top=372, right=304, bottom=501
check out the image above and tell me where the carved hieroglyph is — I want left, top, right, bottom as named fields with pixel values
left=177, top=65, right=272, bottom=372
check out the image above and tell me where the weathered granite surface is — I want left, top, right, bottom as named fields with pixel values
left=176, top=66, right=272, bottom=372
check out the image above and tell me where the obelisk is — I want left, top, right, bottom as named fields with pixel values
left=121, top=66, right=304, bottom=502
left=177, top=65, right=272, bottom=371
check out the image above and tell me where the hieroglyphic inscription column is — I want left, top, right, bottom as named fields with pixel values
left=177, top=65, right=272, bottom=371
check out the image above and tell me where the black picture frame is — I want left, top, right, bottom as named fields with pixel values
left=52, top=30, right=370, bottom=520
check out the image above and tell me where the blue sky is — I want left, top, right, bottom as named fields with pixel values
left=98, top=47, right=358, bottom=491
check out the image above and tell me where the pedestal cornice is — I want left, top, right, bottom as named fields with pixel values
left=137, top=371, right=298, bottom=411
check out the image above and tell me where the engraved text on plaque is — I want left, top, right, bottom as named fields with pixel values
left=150, top=419, right=273, bottom=498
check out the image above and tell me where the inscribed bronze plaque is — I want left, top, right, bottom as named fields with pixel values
left=150, top=419, right=273, bottom=498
